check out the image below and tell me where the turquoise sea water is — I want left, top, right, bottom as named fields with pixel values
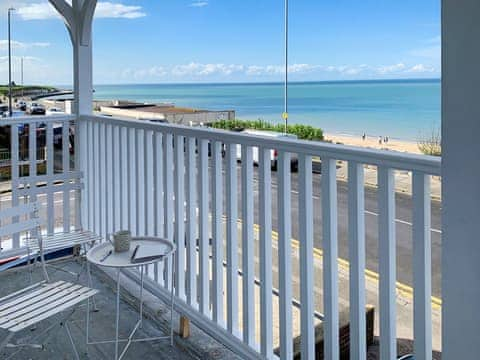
left=93, top=79, right=440, bottom=141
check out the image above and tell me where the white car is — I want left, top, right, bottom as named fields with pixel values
left=27, top=102, right=46, bottom=115
left=236, top=129, right=299, bottom=171
left=46, top=107, right=65, bottom=116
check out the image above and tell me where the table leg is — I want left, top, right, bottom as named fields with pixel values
left=115, top=269, right=120, bottom=360
left=140, top=265, right=144, bottom=328
left=86, top=290, right=90, bottom=351
left=170, top=254, right=175, bottom=346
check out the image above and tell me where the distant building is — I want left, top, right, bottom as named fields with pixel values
left=98, top=100, right=235, bottom=126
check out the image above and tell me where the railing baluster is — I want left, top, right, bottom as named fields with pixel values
left=62, top=120, right=71, bottom=232
left=77, top=118, right=86, bottom=230
left=186, top=137, right=197, bottom=307
left=136, top=129, right=145, bottom=236
left=241, top=146, right=254, bottom=345
left=93, top=122, right=100, bottom=235
left=348, top=162, right=366, bottom=360
left=378, top=166, right=397, bottom=360
left=87, top=121, right=94, bottom=232
left=212, top=141, right=224, bottom=324
left=198, top=139, right=210, bottom=316
left=278, top=151, right=293, bottom=359
left=154, top=132, right=164, bottom=238
left=46, top=122, right=54, bottom=234
left=299, top=154, right=314, bottom=359
left=120, top=126, right=128, bottom=230
left=226, top=143, right=239, bottom=335
left=163, top=133, right=174, bottom=289
left=99, top=123, right=107, bottom=237
left=113, top=125, right=121, bottom=232
left=154, top=132, right=164, bottom=285
left=29, top=122, right=37, bottom=208
left=175, top=135, right=186, bottom=300
left=145, top=130, right=154, bottom=236
left=413, top=171, right=432, bottom=360
left=11, top=124, right=19, bottom=247
left=128, top=127, right=136, bottom=235
left=105, top=123, right=113, bottom=235
left=322, top=157, right=339, bottom=359
left=259, top=147, right=273, bottom=358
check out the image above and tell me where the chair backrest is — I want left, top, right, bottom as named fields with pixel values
left=0, top=202, right=42, bottom=260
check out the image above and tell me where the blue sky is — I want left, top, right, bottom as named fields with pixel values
left=0, top=0, right=440, bottom=85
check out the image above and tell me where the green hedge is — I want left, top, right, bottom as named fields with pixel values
left=211, top=119, right=324, bottom=141
left=0, top=85, right=57, bottom=97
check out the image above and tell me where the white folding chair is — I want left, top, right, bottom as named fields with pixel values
left=22, top=202, right=101, bottom=306
left=0, top=203, right=98, bottom=360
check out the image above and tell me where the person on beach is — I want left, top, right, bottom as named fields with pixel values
left=379, top=136, right=382, bottom=144
left=362, top=132, right=366, bottom=141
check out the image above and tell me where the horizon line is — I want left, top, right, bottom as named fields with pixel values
left=49, top=77, right=440, bottom=88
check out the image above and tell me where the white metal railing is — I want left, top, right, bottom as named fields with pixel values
left=81, top=114, right=441, bottom=360
left=0, top=114, right=81, bottom=251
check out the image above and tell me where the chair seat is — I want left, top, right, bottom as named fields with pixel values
left=0, top=280, right=98, bottom=333
left=26, top=230, right=102, bottom=252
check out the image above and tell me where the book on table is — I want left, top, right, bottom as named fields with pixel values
left=131, top=243, right=169, bottom=264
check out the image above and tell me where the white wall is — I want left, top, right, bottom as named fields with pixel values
left=442, top=1, right=480, bottom=358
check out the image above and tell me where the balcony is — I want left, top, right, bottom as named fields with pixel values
left=0, top=113, right=441, bottom=359
left=2, top=0, right=480, bottom=359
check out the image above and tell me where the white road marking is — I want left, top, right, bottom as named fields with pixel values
left=364, top=210, right=442, bottom=234
left=255, top=177, right=442, bottom=234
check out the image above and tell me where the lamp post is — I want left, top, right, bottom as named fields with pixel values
left=8, top=7, right=15, bottom=117
left=283, top=0, right=288, bottom=133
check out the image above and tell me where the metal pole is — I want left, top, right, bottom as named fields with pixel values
left=8, top=8, right=15, bottom=117
left=21, top=57, right=24, bottom=98
left=284, top=0, right=288, bottom=133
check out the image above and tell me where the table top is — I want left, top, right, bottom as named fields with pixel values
left=86, top=237, right=175, bottom=268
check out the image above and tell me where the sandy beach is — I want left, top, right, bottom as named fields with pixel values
left=325, top=133, right=421, bottom=154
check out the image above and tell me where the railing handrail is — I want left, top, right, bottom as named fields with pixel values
left=0, top=114, right=76, bottom=125
left=84, top=114, right=441, bottom=175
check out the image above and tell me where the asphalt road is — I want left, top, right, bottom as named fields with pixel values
left=238, top=164, right=442, bottom=298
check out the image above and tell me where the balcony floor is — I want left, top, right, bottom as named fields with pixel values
left=0, top=257, right=238, bottom=360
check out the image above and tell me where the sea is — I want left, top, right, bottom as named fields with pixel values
left=93, top=79, right=440, bottom=141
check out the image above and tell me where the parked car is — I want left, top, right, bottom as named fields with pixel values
left=27, top=102, right=46, bottom=115
left=46, top=107, right=65, bottom=116
left=16, top=100, right=27, bottom=111
left=0, top=104, right=8, bottom=117
left=236, top=129, right=299, bottom=171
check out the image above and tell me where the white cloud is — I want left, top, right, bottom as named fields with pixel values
left=117, top=62, right=437, bottom=81
left=119, top=61, right=438, bottom=82
left=16, top=2, right=145, bottom=20
left=0, top=40, right=50, bottom=51
left=171, top=63, right=244, bottom=77
left=189, top=1, right=209, bottom=8
left=406, top=64, right=435, bottom=73
left=96, top=2, right=146, bottom=19
left=377, top=63, right=406, bottom=75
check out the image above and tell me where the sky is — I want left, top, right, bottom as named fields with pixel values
left=0, top=0, right=440, bottom=85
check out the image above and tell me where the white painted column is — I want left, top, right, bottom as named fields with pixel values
left=442, top=1, right=480, bottom=358
left=50, top=0, right=96, bottom=229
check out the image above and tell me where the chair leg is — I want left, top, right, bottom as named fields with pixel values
left=86, top=260, right=98, bottom=312
left=64, top=321, right=80, bottom=360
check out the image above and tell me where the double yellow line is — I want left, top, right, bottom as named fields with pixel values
left=250, top=222, right=442, bottom=311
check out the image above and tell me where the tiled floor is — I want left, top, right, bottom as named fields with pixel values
left=0, top=259, right=222, bottom=360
